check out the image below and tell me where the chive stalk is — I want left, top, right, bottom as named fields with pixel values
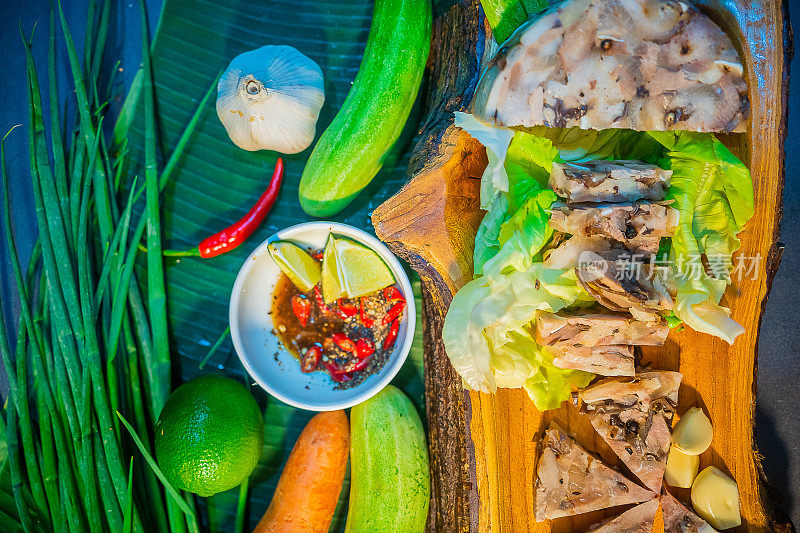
left=1, top=2, right=229, bottom=529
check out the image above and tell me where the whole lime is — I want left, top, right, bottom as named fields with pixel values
left=155, top=375, right=264, bottom=497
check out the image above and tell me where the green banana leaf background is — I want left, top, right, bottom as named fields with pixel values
left=125, top=0, right=458, bottom=528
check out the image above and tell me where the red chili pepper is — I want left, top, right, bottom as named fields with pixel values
left=313, top=286, right=331, bottom=314
left=323, top=361, right=351, bottom=382
left=291, top=294, right=311, bottom=327
left=300, top=345, right=321, bottom=373
left=383, top=286, right=404, bottom=302
left=381, top=301, right=405, bottom=325
left=331, top=332, right=356, bottom=352
left=383, top=319, right=400, bottom=351
left=336, top=299, right=358, bottom=319
left=359, top=297, right=374, bottom=328
left=197, top=158, right=284, bottom=258
left=348, top=356, right=371, bottom=373
left=355, top=338, right=375, bottom=359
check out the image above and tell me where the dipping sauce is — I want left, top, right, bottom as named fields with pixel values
left=271, top=252, right=405, bottom=389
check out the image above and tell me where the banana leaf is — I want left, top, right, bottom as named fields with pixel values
left=126, top=0, right=429, bottom=529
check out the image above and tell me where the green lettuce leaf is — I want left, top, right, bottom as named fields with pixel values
left=455, top=114, right=559, bottom=276
left=482, top=188, right=558, bottom=278
left=524, top=360, right=594, bottom=411
left=473, top=193, right=509, bottom=277
left=651, top=131, right=754, bottom=343
left=453, top=112, right=515, bottom=208
left=442, top=266, right=593, bottom=409
left=526, top=125, right=661, bottom=163
left=505, top=132, right=558, bottom=207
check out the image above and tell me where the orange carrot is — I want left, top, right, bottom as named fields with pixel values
left=253, top=410, right=350, bottom=533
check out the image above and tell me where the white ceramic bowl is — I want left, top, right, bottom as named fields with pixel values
left=229, top=222, right=415, bottom=411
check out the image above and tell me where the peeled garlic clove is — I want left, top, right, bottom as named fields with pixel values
left=665, top=444, right=700, bottom=488
left=216, top=45, right=324, bottom=154
left=691, top=466, right=741, bottom=529
left=673, top=407, right=713, bottom=455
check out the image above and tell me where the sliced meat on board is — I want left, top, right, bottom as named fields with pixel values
left=661, top=488, right=718, bottom=532
left=579, top=372, right=682, bottom=492
left=549, top=160, right=672, bottom=204
left=474, top=0, right=748, bottom=132
left=548, top=344, right=636, bottom=376
left=585, top=498, right=660, bottom=533
left=534, top=424, right=655, bottom=521
left=549, top=201, right=679, bottom=254
left=536, top=311, right=669, bottom=376
left=544, top=235, right=625, bottom=270
left=576, top=256, right=673, bottom=320
left=536, top=311, right=669, bottom=348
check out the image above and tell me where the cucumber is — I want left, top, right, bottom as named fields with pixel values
left=345, top=386, right=430, bottom=532
left=299, top=0, right=432, bottom=217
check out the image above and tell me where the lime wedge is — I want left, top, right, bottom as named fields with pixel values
left=332, top=236, right=395, bottom=298
left=321, top=235, right=346, bottom=303
left=268, top=241, right=321, bottom=292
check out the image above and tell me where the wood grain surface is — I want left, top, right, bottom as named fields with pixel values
left=372, top=0, right=793, bottom=531
left=373, top=2, right=489, bottom=529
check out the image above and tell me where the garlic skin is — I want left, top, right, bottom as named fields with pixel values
left=216, top=45, right=324, bottom=154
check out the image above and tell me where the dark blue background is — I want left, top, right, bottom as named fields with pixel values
left=0, top=0, right=797, bottom=527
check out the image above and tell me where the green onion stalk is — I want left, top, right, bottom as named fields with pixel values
left=0, top=1, right=215, bottom=531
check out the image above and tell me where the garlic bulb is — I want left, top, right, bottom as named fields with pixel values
left=216, top=45, right=324, bottom=154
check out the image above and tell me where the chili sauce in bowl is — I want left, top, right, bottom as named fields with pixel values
left=229, top=222, right=415, bottom=411
left=272, top=267, right=405, bottom=388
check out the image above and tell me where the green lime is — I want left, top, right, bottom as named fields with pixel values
left=268, top=241, right=321, bottom=292
left=322, top=234, right=346, bottom=303
left=332, top=237, right=395, bottom=298
left=155, top=375, right=264, bottom=497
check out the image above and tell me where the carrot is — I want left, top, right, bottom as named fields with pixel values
left=253, top=410, right=350, bottom=533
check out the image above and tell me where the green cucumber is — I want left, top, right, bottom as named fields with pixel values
left=345, top=386, right=430, bottom=533
left=299, top=0, right=432, bottom=217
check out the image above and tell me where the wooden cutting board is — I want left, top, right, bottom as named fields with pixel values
left=372, top=0, right=792, bottom=531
